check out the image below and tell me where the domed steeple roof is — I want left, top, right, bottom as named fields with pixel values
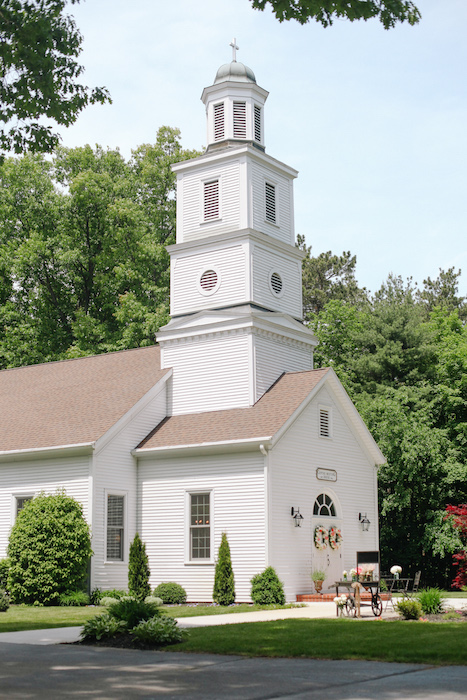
left=214, top=61, right=256, bottom=85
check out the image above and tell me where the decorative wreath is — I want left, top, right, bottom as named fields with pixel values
left=329, top=527, right=343, bottom=550
left=314, top=525, right=329, bottom=550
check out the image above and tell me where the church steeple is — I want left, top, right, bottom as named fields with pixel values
left=201, top=41, right=268, bottom=153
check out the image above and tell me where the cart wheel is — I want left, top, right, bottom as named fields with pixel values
left=345, top=597, right=356, bottom=617
left=372, top=596, right=383, bottom=617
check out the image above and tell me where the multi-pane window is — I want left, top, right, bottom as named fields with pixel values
left=254, top=105, right=262, bottom=142
left=313, top=493, right=336, bottom=517
left=319, top=407, right=331, bottom=438
left=233, top=101, right=246, bottom=139
left=107, top=494, right=124, bottom=561
left=204, top=180, right=219, bottom=221
left=214, top=103, right=224, bottom=141
left=265, top=182, right=276, bottom=223
left=190, top=493, right=210, bottom=559
left=16, top=496, right=32, bottom=518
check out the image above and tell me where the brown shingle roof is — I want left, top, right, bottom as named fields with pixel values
left=138, top=368, right=330, bottom=450
left=0, top=346, right=168, bottom=452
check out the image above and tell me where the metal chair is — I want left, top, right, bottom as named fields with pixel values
left=404, top=571, right=421, bottom=599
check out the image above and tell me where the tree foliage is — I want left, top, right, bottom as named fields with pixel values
left=250, top=0, right=421, bottom=29
left=308, top=268, right=467, bottom=586
left=7, top=491, right=92, bottom=604
left=213, top=532, right=235, bottom=606
left=0, top=0, right=110, bottom=157
left=128, top=533, right=151, bottom=601
left=0, top=127, right=200, bottom=367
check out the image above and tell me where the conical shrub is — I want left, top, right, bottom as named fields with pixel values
left=213, top=532, right=235, bottom=606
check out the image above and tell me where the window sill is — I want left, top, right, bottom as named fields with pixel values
left=184, top=560, right=214, bottom=566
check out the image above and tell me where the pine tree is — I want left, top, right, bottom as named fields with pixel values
left=128, top=533, right=151, bottom=601
left=213, top=532, right=235, bottom=606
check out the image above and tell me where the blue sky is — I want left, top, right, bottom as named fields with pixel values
left=59, top=0, right=467, bottom=297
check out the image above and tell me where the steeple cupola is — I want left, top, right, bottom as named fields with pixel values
left=201, top=41, right=268, bottom=152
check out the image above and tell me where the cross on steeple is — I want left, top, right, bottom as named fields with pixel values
left=230, top=38, right=239, bottom=62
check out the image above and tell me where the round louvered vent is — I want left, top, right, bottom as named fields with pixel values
left=200, top=269, right=218, bottom=292
left=270, top=272, right=283, bottom=295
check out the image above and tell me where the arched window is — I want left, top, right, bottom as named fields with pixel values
left=313, top=493, right=336, bottom=517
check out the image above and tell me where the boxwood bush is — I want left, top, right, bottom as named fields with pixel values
left=250, top=566, right=285, bottom=605
left=0, top=559, right=10, bottom=590
left=7, top=491, right=92, bottom=605
left=0, top=589, right=10, bottom=612
left=153, top=582, right=187, bottom=604
left=396, top=598, right=422, bottom=620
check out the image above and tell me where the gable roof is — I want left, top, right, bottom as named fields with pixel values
left=0, top=346, right=169, bottom=454
left=138, top=368, right=330, bottom=450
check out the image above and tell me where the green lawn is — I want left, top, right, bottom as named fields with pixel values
left=172, top=618, right=467, bottom=665
left=162, top=603, right=301, bottom=618
left=0, top=605, right=105, bottom=633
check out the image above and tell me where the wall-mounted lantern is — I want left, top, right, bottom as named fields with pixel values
left=291, top=507, right=304, bottom=527
left=359, top=512, right=370, bottom=532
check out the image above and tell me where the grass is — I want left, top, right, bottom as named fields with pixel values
left=171, top=618, right=467, bottom=666
left=0, top=605, right=105, bottom=633
left=162, top=603, right=301, bottom=618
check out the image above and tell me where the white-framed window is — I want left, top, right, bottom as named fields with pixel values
left=189, top=492, right=211, bottom=561
left=313, top=493, right=336, bottom=517
left=14, top=495, right=33, bottom=519
left=254, top=104, right=262, bottom=143
left=203, top=179, right=220, bottom=222
left=265, top=182, right=276, bottom=223
left=198, top=267, right=221, bottom=296
left=319, top=406, right=332, bottom=439
left=213, top=102, right=224, bottom=141
left=233, top=101, right=246, bottom=139
left=106, top=493, right=125, bottom=562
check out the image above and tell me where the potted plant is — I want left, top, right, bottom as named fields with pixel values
left=311, top=569, right=326, bottom=594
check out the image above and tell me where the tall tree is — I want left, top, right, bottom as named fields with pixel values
left=250, top=0, right=421, bottom=29
left=0, top=0, right=109, bottom=157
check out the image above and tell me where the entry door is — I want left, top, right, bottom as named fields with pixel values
left=312, top=520, right=343, bottom=593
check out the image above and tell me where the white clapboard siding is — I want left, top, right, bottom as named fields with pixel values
left=91, top=384, right=168, bottom=592
left=181, top=162, right=240, bottom=241
left=254, top=335, right=314, bottom=402
left=138, top=452, right=266, bottom=602
left=164, top=333, right=251, bottom=415
left=268, top=385, right=379, bottom=601
left=0, top=455, right=91, bottom=558
left=251, top=162, right=293, bottom=244
left=252, top=246, right=302, bottom=317
left=171, top=245, right=247, bottom=316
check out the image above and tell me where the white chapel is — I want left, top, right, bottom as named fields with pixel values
left=0, top=52, right=385, bottom=601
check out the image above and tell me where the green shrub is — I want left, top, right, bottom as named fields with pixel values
left=100, top=596, right=119, bottom=607
left=153, top=582, right=187, bottom=605
left=100, top=588, right=126, bottom=601
left=396, top=599, right=422, bottom=620
left=59, top=590, right=90, bottom=606
left=132, top=616, right=186, bottom=645
left=417, top=588, right=444, bottom=615
left=89, top=587, right=102, bottom=605
left=81, top=614, right=127, bottom=641
left=7, top=491, right=92, bottom=605
left=128, top=533, right=151, bottom=601
left=107, top=598, right=161, bottom=628
left=250, top=566, right=285, bottom=605
left=144, top=595, right=163, bottom=606
left=0, top=589, right=10, bottom=612
left=0, top=559, right=10, bottom=589
left=213, top=532, right=235, bottom=606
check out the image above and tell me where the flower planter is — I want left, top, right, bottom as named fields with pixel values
left=313, top=580, right=324, bottom=594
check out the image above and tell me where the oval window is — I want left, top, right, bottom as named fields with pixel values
left=270, top=272, right=283, bottom=295
left=200, top=269, right=218, bottom=292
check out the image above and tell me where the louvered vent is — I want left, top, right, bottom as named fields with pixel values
left=254, top=105, right=261, bottom=142
left=200, top=269, right=218, bottom=292
left=204, top=180, right=219, bottom=221
left=233, top=101, right=246, bottom=138
left=319, top=409, right=330, bottom=438
left=265, top=182, right=276, bottom=223
left=214, top=103, right=224, bottom=141
left=270, top=272, right=282, bottom=295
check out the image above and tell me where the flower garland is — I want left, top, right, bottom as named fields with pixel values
left=328, top=527, right=343, bottom=550
left=314, top=525, right=329, bottom=550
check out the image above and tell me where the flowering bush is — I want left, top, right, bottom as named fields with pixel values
left=328, top=527, right=343, bottom=550
left=314, top=525, right=329, bottom=550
